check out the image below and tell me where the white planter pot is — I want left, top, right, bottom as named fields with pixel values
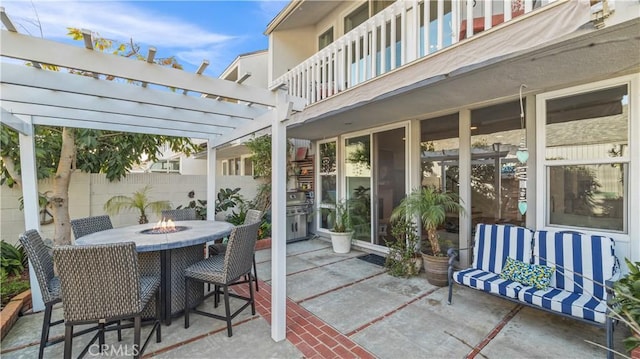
left=330, top=231, right=353, bottom=253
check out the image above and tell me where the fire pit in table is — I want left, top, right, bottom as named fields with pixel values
left=140, top=218, right=189, bottom=234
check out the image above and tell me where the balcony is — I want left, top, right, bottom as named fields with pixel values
left=271, top=0, right=556, bottom=107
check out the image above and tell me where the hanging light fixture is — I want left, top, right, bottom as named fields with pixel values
left=516, top=84, right=529, bottom=164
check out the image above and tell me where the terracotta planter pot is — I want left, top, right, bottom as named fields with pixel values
left=422, top=253, right=449, bottom=287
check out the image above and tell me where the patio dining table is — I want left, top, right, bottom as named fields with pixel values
left=75, top=220, right=234, bottom=325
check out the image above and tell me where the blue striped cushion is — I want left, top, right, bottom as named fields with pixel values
left=518, top=286, right=608, bottom=323
left=454, top=267, right=523, bottom=299
left=533, top=231, right=616, bottom=300
left=472, top=224, right=534, bottom=274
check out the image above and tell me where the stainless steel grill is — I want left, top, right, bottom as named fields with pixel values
left=286, top=191, right=311, bottom=242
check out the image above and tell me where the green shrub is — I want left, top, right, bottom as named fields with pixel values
left=613, top=259, right=640, bottom=352
left=384, top=218, right=421, bottom=278
left=0, top=268, right=30, bottom=307
left=1, top=241, right=26, bottom=276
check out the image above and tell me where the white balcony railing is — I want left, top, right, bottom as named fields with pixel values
left=272, top=0, right=555, bottom=106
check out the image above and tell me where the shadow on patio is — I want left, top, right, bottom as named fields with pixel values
left=1, top=238, right=629, bottom=358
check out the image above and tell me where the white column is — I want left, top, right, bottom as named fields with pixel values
left=271, top=89, right=291, bottom=342
left=409, top=119, right=421, bottom=191
left=17, top=116, right=44, bottom=311
left=458, top=109, right=472, bottom=267
left=206, top=139, right=217, bottom=221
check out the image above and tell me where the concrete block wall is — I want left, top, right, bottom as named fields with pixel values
left=1, top=172, right=262, bottom=245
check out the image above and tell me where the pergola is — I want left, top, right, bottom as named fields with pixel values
left=0, top=8, right=302, bottom=341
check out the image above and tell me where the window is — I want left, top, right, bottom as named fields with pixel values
left=243, top=156, right=253, bottom=177
left=543, top=84, right=629, bottom=232
left=471, top=101, right=527, bottom=227
left=148, top=159, right=180, bottom=173
left=318, top=27, right=334, bottom=50
left=344, top=3, right=368, bottom=33
left=221, top=157, right=243, bottom=176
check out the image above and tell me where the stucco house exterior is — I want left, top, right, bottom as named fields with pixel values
left=261, top=0, right=639, bottom=267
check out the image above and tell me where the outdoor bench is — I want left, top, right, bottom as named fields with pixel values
left=447, top=223, right=619, bottom=359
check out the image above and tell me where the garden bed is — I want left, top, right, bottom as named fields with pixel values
left=0, top=289, right=31, bottom=340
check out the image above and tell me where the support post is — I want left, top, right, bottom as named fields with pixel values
left=271, top=90, right=292, bottom=341
left=206, top=140, right=217, bottom=221
left=17, top=115, right=44, bottom=311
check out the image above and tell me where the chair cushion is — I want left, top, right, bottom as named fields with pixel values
left=500, top=257, right=555, bottom=290
left=472, top=224, right=533, bottom=274
left=184, top=256, right=225, bottom=284
left=454, top=268, right=524, bottom=299
left=533, top=231, right=617, bottom=300
left=518, top=286, right=607, bottom=323
left=139, top=276, right=160, bottom=308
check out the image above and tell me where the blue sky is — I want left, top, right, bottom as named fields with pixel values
left=2, top=1, right=287, bottom=76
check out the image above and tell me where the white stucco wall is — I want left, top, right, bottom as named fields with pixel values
left=0, top=172, right=262, bottom=245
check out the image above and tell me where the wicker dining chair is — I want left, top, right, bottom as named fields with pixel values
left=19, top=230, right=109, bottom=359
left=70, top=215, right=113, bottom=240
left=207, top=209, right=263, bottom=291
left=184, top=221, right=260, bottom=337
left=161, top=208, right=197, bottom=221
left=53, top=242, right=161, bottom=359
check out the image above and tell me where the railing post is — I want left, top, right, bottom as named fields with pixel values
left=437, top=0, right=444, bottom=50
left=412, top=0, right=420, bottom=61
left=346, top=38, right=352, bottom=88
left=466, top=0, right=474, bottom=39
left=485, top=0, right=493, bottom=33
left=504, top=0, right=513, bottom=22
left=390, top=10, right=397, bottom=70
left=423, top=0, right=430, bottom=55
left=381, top=14, right=387, bottom=75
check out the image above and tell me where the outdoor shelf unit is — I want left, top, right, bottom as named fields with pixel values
left=293, top=155, right=314, bottom=192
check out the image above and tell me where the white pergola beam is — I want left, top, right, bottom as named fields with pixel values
left=3, top=102, right=229, bottom=137
left=1, top=30, right=277, bottom=107
left=28, top=116, right=208, bottom=138
left=142, top=47, right=157, bottom=88
left=2, top=84, right=252, bottom=130
left=0, top=107, right=32, bottom=135
left=236, top=72, right=251, bottom=84
left=2, top=64, right=268, bottom=120
left=0, top=7, right=17, bottom=32
left=184, top=60, right=210, bottom=94
left=209, top=110, right=274, bottom=148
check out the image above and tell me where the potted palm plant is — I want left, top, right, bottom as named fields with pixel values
left=104, top=185, right=171, bottom=224
left=390, top=186, right=463, bottom=286
left=327, top=199, right=354, bottom=253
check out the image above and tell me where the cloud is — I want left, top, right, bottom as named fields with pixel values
left=2, top=0, right=237, bottom=69
left=4, top=1, right=235, bottom=46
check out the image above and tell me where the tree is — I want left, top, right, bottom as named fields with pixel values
left=0, top=28, right=198, bottom=245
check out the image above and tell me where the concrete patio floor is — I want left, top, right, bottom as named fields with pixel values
left=1, top=238, right=630, bottom=358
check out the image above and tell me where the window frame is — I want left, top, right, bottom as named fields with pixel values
left=536, top=76, right=635, bottom=235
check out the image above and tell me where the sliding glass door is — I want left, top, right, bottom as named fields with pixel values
left=344, top=125, right=406, bottom=247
